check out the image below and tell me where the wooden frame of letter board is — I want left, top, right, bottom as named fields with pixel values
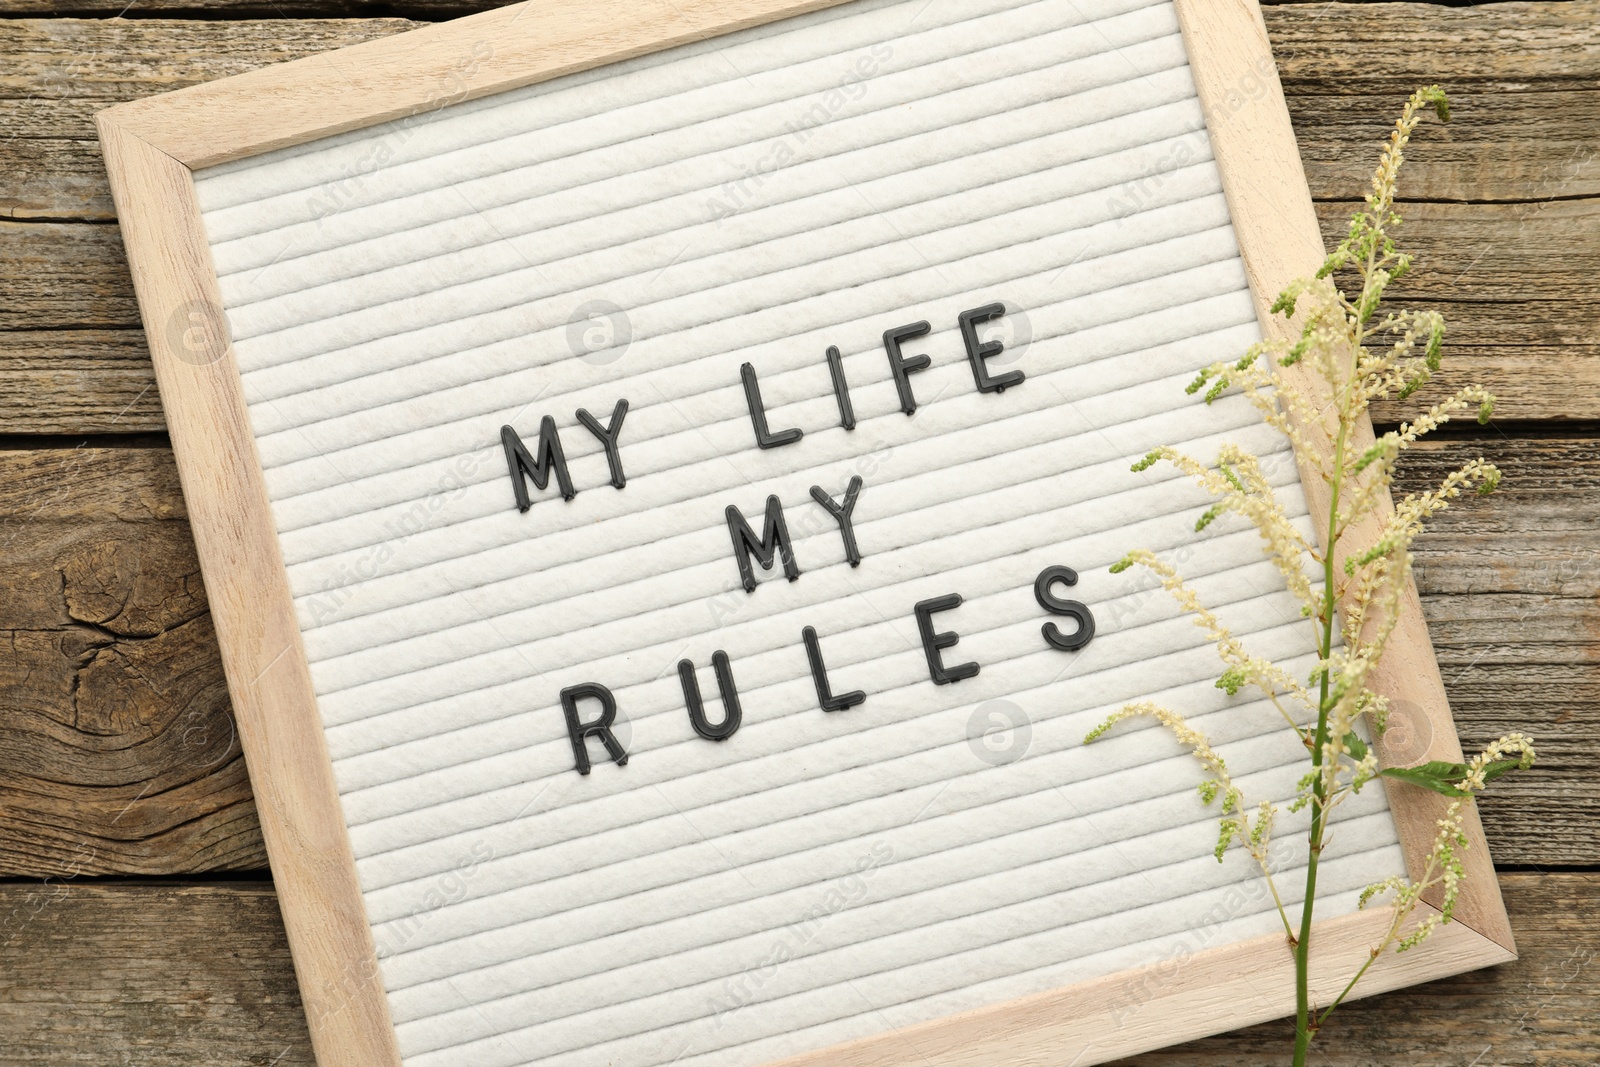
left=96, top=0, right=1516, bottom=1063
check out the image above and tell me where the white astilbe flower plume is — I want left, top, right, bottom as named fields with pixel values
left=1082, top=86, right=1535, bottom=1062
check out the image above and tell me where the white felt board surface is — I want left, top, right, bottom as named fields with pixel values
left=192, top=0, right=1409, bottom=1064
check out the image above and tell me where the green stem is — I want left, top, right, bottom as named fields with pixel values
left=1295, top=342, right=1354, bottom=1067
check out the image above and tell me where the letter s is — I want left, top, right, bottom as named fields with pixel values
left=1034, top=565, right=1095, bottom=651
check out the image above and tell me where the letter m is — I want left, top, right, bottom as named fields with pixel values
left=725, top=495, right=800, bottom=593
left=501, top=417, right=575, bottom=512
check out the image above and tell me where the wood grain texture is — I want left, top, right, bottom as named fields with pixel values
left=1271, top=1, right=1600, bottom=205
left=0, top=446, right=264, bottom=876
left=0, top=331, right=165, bottom=434
left=1330, top=199, right=1600, bottom=423
left=1397, top=434, right=1600, bottom=869
left=0, top=873, right=1587, bottom=1067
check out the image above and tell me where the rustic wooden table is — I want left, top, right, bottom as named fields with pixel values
left=2, top=0, right=1596, bottom=1063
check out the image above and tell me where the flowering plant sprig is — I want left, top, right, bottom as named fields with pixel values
left=1084, top=87, right=1535, bottom=1065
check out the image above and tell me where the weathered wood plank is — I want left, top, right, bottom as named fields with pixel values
left=1288, top=87, right=1600, bottom=206
left=0, top=219, right=137, bottom=327
left=1268, top=0, right=1600, bottom=82
left=0, top=881, right=310, bottom=1066
left=0, top=435, right=1592, bottom=876
left=0, top=447, right=265, bottom=876
left=1271, top=2, right=1600, bottom=205
left=0, top=331, right=164, bottom=434
left=0, top=873, right=1589, bottom=1065
left=0, top=17, right=416, bottom=111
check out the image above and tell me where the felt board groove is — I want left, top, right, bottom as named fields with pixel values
left=344, top=643, right=1307, bottom=886
left=328, top=559, right=1307, bottom=837
left=209, top=29, right=1195, bottom=400
left=302, top=427, right=1299, bottom=738
left=351, top=666, right=1320, bottom=939
left=360, top=691, right=1368, bottom=979
left=187, top=0, right=1411, bottom=1064
left=268, top=293, right=1260, bottom=602
left=385, top=843, right=1398, bottom=1058
left=225, top=79, right=1209, bottom=412
left=249, top=238, right=1245, bottom=519
left=190, top=0, right=1078, bottom=215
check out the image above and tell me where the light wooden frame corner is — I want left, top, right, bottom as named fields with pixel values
left=96, top=1, right=1516, bottom=1064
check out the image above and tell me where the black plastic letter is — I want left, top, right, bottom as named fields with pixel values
left=825, top=345, right=856, bottom=430
left=913, top=593, right=980, bottom=685
left=1034, top=565, right=1096, bottom=651
left=502, top=417, right=575, bottom=511
left=958, top=302, right=1024, bottom=394
left=809, top=476, right=864, bottom=566
left=575, top=399, right=629, bottom=489
left=740, top=363, right=803, bottom=449
left=802, top=626, right=866, bottom=711
left=883, top=321, right=933, bottom=415
left=559, top=682, right=629, bottom=774
left=679, top=651, right=743, bottom=740
left=725, top=495, right=801, bottom=592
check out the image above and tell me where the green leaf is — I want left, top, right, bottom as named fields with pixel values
left=1410, top=760, right=1470, bottom=780
left=1379, top=765, right=1470, bottom=797
left=1343, top=731, right=1368, bottom=762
